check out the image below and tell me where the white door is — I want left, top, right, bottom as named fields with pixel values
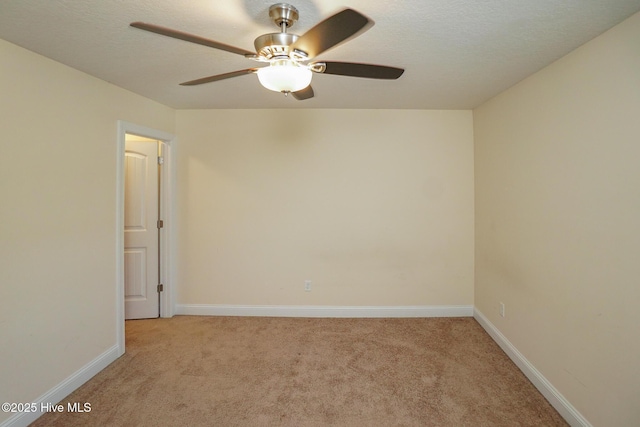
left=124, top=140, right=159, bottom=319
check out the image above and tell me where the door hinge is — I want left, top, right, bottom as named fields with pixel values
left=157, top=284, right=164, bottom=292
left=158, top=156, right=164, bottom=165
left=157, top=220, right=164, bottom=229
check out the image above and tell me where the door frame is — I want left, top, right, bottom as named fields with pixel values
left=116, top=121, right=176, bottom=355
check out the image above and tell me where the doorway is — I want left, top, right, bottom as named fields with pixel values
left=124, top=135, right=161, bottom=319
left=116, top=121, right=176, bottom=355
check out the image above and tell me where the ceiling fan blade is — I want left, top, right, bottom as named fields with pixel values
left=317, top=62, right=404, bottom=79
left=290, top=9, right=373, bottom=59
left=292, top=85, right=314, bottom=100
left=180, top=69, right=258, bottom=86
left=130, top=22, right=255, bottom=57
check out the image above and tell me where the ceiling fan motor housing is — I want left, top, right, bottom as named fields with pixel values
left=255, top=4, right=306, bottom=60
left=254, top=32, right=300, bottom=59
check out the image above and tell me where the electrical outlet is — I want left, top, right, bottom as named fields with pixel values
left=304, top=280, right=312, bottom=292
left=499, top=302, right=505, bottom=318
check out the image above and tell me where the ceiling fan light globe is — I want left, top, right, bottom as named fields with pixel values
left=257, top=61, right=312, bottom=93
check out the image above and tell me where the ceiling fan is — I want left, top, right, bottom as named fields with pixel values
left=130, top=3, right=404, bottom=100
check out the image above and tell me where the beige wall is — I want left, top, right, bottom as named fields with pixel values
left=474, top=12, right=640, bottom=427
left=175, top=109, right=474, bottom=307
left=0, top=39, right=174, bottom=422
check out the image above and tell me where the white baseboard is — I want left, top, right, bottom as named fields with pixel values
left=175, top=304, right=474, bottom=318
left=0, top=345, right=120, bottom=427
left=473, top=308, right=591, bottom=427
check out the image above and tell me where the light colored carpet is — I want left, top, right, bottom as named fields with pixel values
left=30, top=316, right=567, bottom=426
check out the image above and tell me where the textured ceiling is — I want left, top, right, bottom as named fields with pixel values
left=1, top=0, right=639, bottom=109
